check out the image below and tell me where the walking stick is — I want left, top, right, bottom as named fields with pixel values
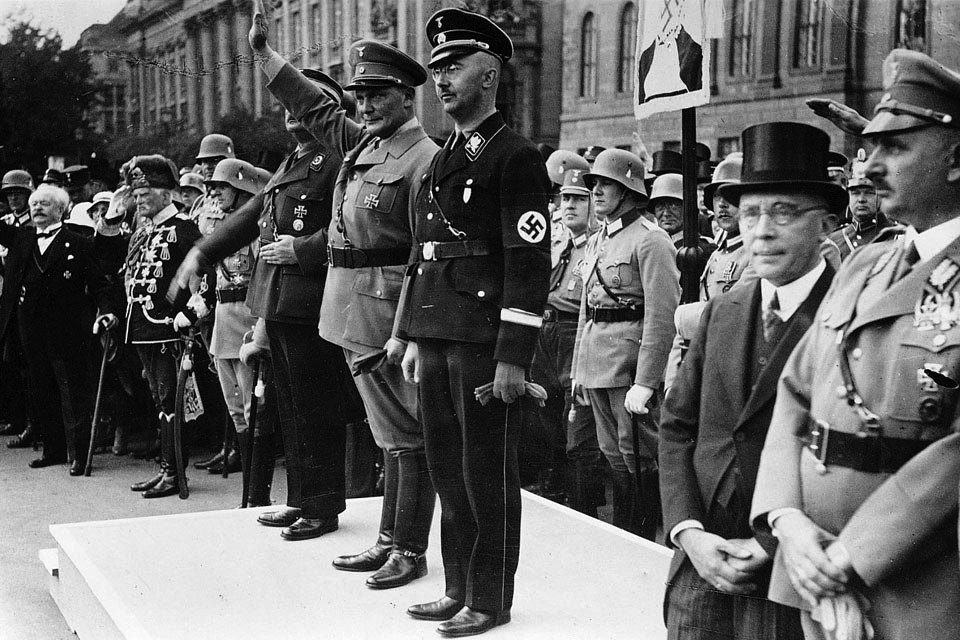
left=84, top=328, right=114, bottom=476
left=173, top=329, right=195, bottom=499
left=241, top=357, right=262, bottom=508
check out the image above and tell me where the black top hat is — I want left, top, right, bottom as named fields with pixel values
left=41, top=168, right=65, bottom=185
left=717, top=122, right=848, bottom=214
left=426, top=8, right=513, bottom=69
left=345, top=40, right=428, bottom=90
left=650, top=150, right=682, bottom=176
left=695, top=142, right=712, bottom=162
left=63, top=164, right=90, bottom=186
left=696, top=160, right=714, bottom=184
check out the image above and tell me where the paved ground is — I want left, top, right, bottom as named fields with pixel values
left=0, top=438, right=266, bottom=640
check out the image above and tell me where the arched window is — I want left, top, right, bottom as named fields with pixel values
left=617, top=3, right=637, bottom=93
left=580, top=12, right=597, bottom=98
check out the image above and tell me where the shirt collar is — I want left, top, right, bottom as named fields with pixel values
left=36, top=222, right=62, bottom=236
left=760, top=259, right=827, bottom=321
left=904, top=216, right=960, bottom=263
left=151, top=203, right=179, bottom=227
left=572, top=232, right=588, bottom=248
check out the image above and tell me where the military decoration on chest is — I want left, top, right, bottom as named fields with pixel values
left=293, top=203, right=307, bottom=231
left=915, top=258, right=960, bottom=331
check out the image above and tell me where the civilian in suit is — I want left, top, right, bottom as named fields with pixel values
left=397, top=8, right=551, bottom=636
left=750, top=50, right=960, bottom=640
left=247, top=23, right=440, bottom=586
left=659, top=121, right=843, bottom=639
left=0, top=184, right=119, bottom=474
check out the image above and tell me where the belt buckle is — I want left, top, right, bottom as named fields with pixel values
left=422, top=241, right=437, bottom=261
left=809, top=419, right=830, bottom=474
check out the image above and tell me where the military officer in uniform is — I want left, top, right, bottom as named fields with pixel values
left=108, top=155, right=213, bottom=498
left=750, top=50, right=960, bottom=640
left=572, top=148, right=680, bottom=538
left=530, top=168, right=602, bottom=516
left=397, top=8, right=552, bottom=636
left=828, top=149, right=895, bottom=261
left=544, top=149, right=590, bottom=261
left=1, top=170, right=35, bottom=227
left=176, top=61, right=357, bottom=539
left=648, top=172, right=716, bottom=289
left=191, top=133, right=236, bottom=227
left=246, top=16, right=440, bottom=586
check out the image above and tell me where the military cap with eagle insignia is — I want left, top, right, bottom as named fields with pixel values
left=344, top=39, right=428, bottom=90
left=863, top=49, right=960, bottom=135
left=425, top=8, right=513, bottom=69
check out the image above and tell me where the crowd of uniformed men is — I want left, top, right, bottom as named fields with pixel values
left=1, top=4, right=959, bottom=638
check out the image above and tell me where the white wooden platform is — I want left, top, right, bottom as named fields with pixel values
left=46, top=492, right=673, bottom=639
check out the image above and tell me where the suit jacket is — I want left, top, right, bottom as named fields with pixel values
left=396, top=112, right=551, bottom=367
left=660, top=267, right=834, bottom=584
left=750, top=237, right=960, bottom=639
left=266, top=63, right=439, bottom=353
left=0, top=223, right=118, bottom=352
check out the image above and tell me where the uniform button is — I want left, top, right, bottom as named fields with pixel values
left=851, top=347, right=863, bottom=359
left=836, top=385, right=847, bottom=399
left=275, top=188, right=280, bottom=194
left=427, top=213, right=434, bottom=220
left=300, top=194, right=306, bottom=199
left=376, top=290, right=382, bottom=296
left=343, top=195, right=348, bottom=202
left=434, top=186, right=439, bottom=192
left=757, top=356, right=767, bottom=366
left=934, top=334, right=947, bottom=347
left=417, top=268, right=423, bottom=275
left=477, top=290, right=485, bottom=298
left=351, top=173, right=357, bottom=181
left=466, top=178, right=474, bottom=185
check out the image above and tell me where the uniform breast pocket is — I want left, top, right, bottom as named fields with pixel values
left=602, top=259, right=634, bottom=289
left=356, top=172, right=403, bottom=215
left=282, top=191, right=325, bottom=235
left=890, top=332, right=960, bottom=433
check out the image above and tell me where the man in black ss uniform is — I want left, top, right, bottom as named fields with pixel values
left=399, top=9, right=551, bottom=637
left=175, top=68, right=358, bottom=541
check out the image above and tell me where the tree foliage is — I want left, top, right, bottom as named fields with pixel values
left=0, top=18, right=96, bottom=174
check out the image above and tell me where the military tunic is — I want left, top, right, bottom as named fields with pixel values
left=397, top=112, right=551, bottom=613
left=751, top=235, right=960, bottom=639
left=828, top=215, right=897, bottom=261
left=699, top=230, right=749, bottom=300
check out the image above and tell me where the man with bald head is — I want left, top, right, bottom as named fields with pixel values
left=397, top=8, right=552, bottom=636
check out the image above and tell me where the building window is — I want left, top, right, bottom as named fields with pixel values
left=896, top=0, right=927, bottom=51
left=794, top=0, right=823, bottom=69
left=579, top=12, right=597, bottom=98
left=729, top=0, right=755, bottom=76
left=617, top=3, right=637, bottom=94
left=717, top=136, right=740, bottom=157
left=329, top=0, right=343, bottom=60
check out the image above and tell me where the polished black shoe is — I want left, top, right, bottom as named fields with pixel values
left=280, top=517, right=338, bottom=541
left=69, top=460, right=86, bottom=476
left=143, top=476, right=181, bottom=499
left=437, top=608, right=511, bottom=637
left=207, top=449, right=241, bottom=475
left=366, top=550, right=426, bottom=589
left=257, top=506, right=301, bottom=527
left=131, top=471, right=165, bottom=492
left=406, top=596, right=463, bottom=621
left=194, top=449, right=225, bottom=470
left=332, top=539, right=392, bottom=572
left=29, top=456, right=66, bottom=469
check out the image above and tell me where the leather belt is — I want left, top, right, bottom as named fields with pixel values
left=327, top=245, right=409, bottom=268
left=803, top=418, right=934, bottom=475
left=418, top=239, right=493, bottom=261
left=216, top=287, right=248, bottom=304
left=543, top=308, right=578, bottom=323
left=586, top=306, right=644, bottom=323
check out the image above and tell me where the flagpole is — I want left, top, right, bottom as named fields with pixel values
left=678, top=106, right=704, bottom=304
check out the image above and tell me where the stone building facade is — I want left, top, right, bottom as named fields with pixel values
left=560, top=0, right=960, bottom=160
left=84, top=0, right=560, bottom=146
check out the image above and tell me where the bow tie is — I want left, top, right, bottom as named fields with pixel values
left=36, top=229, right=59, bottom=239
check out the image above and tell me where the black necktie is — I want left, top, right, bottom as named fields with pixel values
left=762, top=292, right=783, bottom=342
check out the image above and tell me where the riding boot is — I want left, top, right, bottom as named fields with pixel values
left=248, top=432, right=275, bottom=507
left=611, top=469, right=636, bottom=532
left=569, top=457, right=603, bottom=519
left=333, top=449, right=397, bottom=572
left=366, top=452, right=435, bottom=589
left=635, top=467, right=661, bottom=542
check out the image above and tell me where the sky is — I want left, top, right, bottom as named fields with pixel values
left=3, top=0, right=128, bottom=47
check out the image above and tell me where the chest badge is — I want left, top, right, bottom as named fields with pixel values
left=310, top=154, right=325, bottom=171
left=293, top=219, right=304, bottom=231
left=293, top=205, right=307, bottom=218
left=364, top=193, right=380, bottom=209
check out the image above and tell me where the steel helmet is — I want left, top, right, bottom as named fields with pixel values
left=648, top=173, right=684, bottom=205
left=179, top=172, right=205, bottom=193
left=196, top=133, right=236, bottom=161
left=847, top=148, right=875, bottom=190
left=545, top=150, right=590, bottom=187
left=583, top=149, right=647, bottom=198
left=208, top=158, right=259, bottom=195
left=254, top=167, right=273, bottom=190
left=702, top=152, right=743, bottom=206
left=1, top=169, right=35, bottom=193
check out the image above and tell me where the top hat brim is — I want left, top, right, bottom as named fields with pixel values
left=717, top=180, right=848, bottom=216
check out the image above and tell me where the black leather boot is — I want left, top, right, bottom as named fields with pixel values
left=569, top=457, right=603, bottom=518
left=611, top=469, right=636, bottom=532
left=194, top=449, right=225, bottom=470
left=333, top=450, right=397, bottom=572
left=207, top=448, right=241, bottom=475
left=635, top=466, right=661, bottom=542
